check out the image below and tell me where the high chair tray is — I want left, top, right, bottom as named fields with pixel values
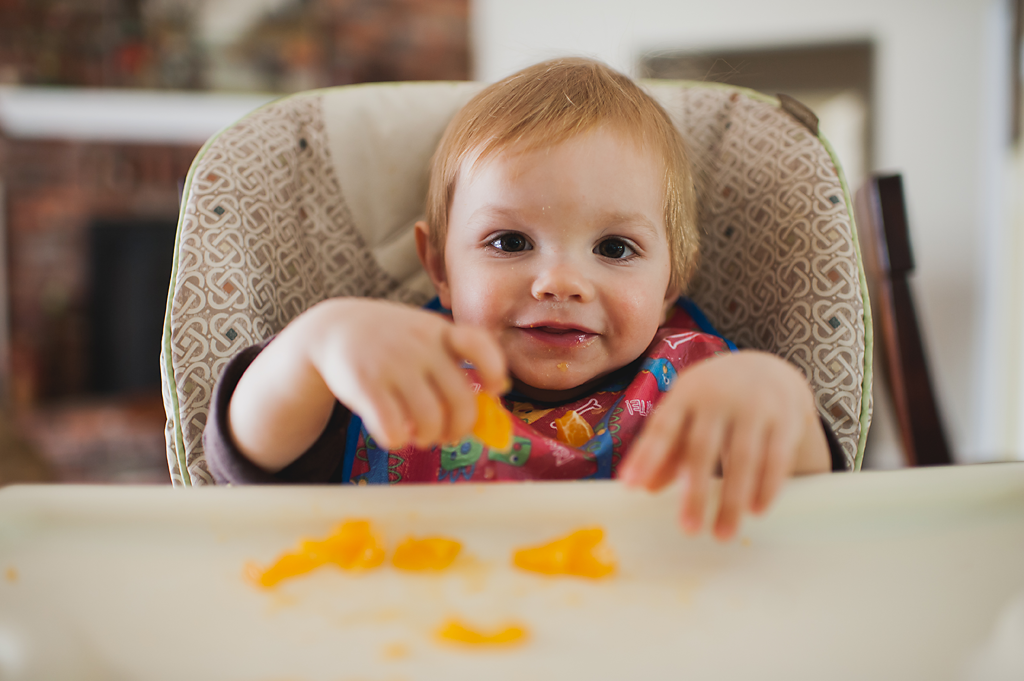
left=1, top=464, right=1023, bottom=681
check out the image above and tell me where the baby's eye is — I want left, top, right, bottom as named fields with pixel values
left=595, top=238, right=635, bottom=259
left=489, top=232, right=531, bottom=252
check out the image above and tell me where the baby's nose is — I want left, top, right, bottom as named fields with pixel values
left=530, top=260, right=596, bottom=302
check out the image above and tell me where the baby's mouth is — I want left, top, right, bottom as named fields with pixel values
left=518, top=324, right=598, bottom=348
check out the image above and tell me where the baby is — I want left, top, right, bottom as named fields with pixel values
left=207, top=58, right=838, bottom=541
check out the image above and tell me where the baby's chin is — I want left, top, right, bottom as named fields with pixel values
left=509, top=367, right=611, bottom=404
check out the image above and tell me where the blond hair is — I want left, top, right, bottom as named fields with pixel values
left=425, top=57, right=699, bottom=293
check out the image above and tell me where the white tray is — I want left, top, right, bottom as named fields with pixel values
left=1, top=464, right=1023, bottom=681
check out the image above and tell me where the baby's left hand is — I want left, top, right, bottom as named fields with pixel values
left=618, top=350, right=831, bottom=541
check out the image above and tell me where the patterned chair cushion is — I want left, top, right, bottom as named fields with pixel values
left=161, top=81, right=872, bottom=486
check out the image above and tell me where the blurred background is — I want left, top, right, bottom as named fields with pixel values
left=0, top=0, right=1021, bottom=485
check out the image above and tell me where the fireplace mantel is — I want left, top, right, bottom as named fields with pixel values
left=0, top=86, right=277, bottom=144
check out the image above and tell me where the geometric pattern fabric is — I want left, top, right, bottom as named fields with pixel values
left=161, top=81, right=872, bottom=486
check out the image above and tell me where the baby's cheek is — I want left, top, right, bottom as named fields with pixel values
left=449, top=281, right=505, bottom=328
left=615, top=297, right=663, bottom=344
left=448, top=296, right=487, bottom=328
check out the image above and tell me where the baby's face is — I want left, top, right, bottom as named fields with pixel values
left=437, top=126, right=675, bottom=401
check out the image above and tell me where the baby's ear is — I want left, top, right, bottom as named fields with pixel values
left=415, top=220, right=452, bottom=308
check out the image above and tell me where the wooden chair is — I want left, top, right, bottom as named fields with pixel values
left=854, top=174, right=953, bottom=466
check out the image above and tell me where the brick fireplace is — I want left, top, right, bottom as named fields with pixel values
left=0, top=85, right=282, bottom=483
left=0, top=131, right=200, bottom=482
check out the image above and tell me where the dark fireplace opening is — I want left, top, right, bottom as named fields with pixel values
left=88, top=219, right=178, bottom=395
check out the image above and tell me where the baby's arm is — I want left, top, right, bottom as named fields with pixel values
left=228, top=298, right=507, bottom=473
left=619, top=350, right=830, bottom=541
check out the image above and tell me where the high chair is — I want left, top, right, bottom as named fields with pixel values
left=161, top=80, right=872, bottom=486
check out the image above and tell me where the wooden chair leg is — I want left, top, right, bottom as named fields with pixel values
left=855, top=174, right=953, bottom=466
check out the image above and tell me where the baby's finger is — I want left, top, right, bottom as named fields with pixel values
left=677, top=415, right=727, bottom=534
left=751, top=418, right=801, bottom=514
left=429, top=358, right=477, bottom=442
left=621, top=404, right=687, bottom=489
left=359, top=384, right=411, bottom=450
left=447, top=326, right=508, bottom=394
left=401, top=374, right=446, bottom=447
left=713, top=420, right=766, bottom=541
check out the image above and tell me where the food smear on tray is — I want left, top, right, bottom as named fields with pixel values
left=249, top=519, right=385, bottom=588
left=513, top=527, right=615, bottom=579
left=392, top=536, right=462, bottom=571
left=381, top=642, right=411, bottom=660
left=436, top=617, right=528, bottom=647
left=472, top=391, right=512, bottom=450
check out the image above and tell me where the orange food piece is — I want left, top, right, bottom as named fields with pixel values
left=255, top=551, right=320, bottom=587
left=473, top=391, right=512, bottom=450
left=392, top=536, right=462, bottom=571
left=436, top=618, right=528, bottom=646
left=512, top=527, right=615, bottom=579
left=554, top=409, right=594, bottom=448
left=252, top=520, right=385, bottom=588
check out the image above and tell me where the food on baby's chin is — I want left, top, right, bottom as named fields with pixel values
left=513, top=527, right=615, bottom=579
left=250, top=520, right=385, bottom=588
left=392, top=536, right=462, bottom=571
left=436, top=618, right=528, bottom=646
left=472, top=391, right=512, bottom=450
left=554, top=409, right=594, bottom=448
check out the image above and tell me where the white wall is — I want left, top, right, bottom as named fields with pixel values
left=472, top=0, right=1017, bottom=463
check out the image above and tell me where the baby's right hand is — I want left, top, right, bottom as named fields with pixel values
left=300, top=298, right=507, bottom=449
